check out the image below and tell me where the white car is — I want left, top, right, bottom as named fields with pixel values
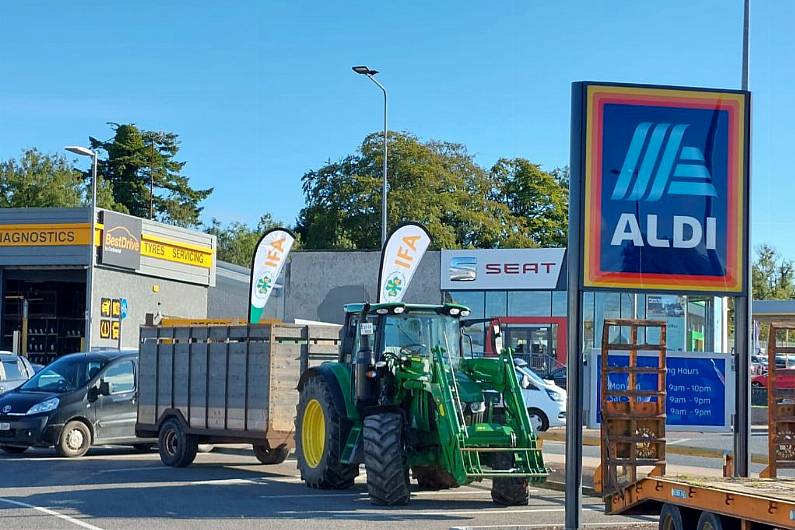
left=513, top=359, right=566, bottom=432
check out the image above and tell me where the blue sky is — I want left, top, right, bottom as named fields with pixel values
left=1, top=1, right=792, bottom=257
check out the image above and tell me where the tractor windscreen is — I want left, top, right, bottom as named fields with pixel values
left=382, top=313, right=461, bottom=363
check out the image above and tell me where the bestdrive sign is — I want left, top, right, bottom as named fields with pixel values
left=575, top=82, right=749, bottom=294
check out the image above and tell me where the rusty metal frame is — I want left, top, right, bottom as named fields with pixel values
left=761, top=322, right=795, bottom=478
left=598, top=319, right=667, bottom=497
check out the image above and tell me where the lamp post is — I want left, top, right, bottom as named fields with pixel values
left=65, top=145, right=98, bottom=351
left=352, top=65, right=388, bottom=247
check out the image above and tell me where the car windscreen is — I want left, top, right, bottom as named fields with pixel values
left=20, top=356, right=105, bottom=393
left=516, top=365, right=548, bottom=387
left=1, top=359, right=25, bottom=380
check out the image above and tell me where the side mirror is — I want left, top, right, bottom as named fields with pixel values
left=521, top=374, right=532, bottom=389
left=493, top=323, right=504, bottom=354
left=99, top=381, right=112, bottom=396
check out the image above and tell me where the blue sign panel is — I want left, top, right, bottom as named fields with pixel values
left=595, top=354, right=726, bottom=428
left=579, top=84, right=749, bottom=294
left=120, top=298, right=128, bottom=320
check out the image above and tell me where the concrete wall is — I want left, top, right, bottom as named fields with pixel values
left=283, top=250, right=442, bottom=324
left=92, top=266, right=207, bottom=349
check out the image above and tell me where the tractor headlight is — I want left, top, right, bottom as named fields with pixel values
left=448, top=308, right=461, bottom=316
left=460, top=310, right=471, bottom=317
left=469, top=401, right=486, bottom=414
left=393, top=306, right=405, bottom=314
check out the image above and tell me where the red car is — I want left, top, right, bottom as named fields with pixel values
left=752, top=368, right=795, bottom=389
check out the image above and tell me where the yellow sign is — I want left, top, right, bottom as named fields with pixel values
left=141, top=236, right=213, bottom=269
left=111, top=321, right=120, bottom=340
left=0, top=223, right=91, bottom=247
left=111, top=299, right=121, bottom=318
left=101, top=298, right=111, bottom=317
left=99, top=320, right=111, bottom=339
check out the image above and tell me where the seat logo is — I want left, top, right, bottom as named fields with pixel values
left=611, top=122, right=717, bottom=202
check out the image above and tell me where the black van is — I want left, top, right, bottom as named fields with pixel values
left=0, top=350, right=153, bottom=457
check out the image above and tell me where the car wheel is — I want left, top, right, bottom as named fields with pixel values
left=527, top=408, right=550, bottom=432
left=0, top=445, right=28, bottom=454
left=56, top=420, right=92, bottom=458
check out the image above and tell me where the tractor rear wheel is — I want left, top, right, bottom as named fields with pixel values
left=296, top=375, right=358, bottom=489
left=490, top=452, right=529, bottom=505
left=364, top=413, right=410, bottom=505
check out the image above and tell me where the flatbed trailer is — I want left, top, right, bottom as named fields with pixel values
left=607, top=475, right=795, bottom=529
left=598, top=320, right=795, bottom=529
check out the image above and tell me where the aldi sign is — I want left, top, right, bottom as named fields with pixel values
left=575, top=83, right=749, bottom=294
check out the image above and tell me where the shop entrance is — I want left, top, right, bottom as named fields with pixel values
left=1, top=269, right=86, bottom=364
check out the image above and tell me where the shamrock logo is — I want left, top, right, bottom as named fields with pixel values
left=256, top=274, right=273, bottom=296
left=384, top=272, right=405, bottom=300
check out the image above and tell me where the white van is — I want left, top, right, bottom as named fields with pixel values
left=513, top=358, right=566, bottom=432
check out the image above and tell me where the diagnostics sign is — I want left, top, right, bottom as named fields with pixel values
left=578, top=83, right=749, bottom=294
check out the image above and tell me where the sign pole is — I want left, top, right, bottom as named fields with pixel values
left=564, top=82, right=585, bottom=530
left=734, top=0, right=752, bottom=477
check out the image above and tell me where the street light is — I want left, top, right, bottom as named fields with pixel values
left=65, top=145, right=98, bottom=351
left=352, top=65, right=388, bottom=247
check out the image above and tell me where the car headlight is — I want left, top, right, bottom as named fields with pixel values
left=26, top=397, right=59, bottom=415
left=546, top=389, right=565, bottom=403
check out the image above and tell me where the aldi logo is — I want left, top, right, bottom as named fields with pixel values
left=577, top=83, right=749, bottom=294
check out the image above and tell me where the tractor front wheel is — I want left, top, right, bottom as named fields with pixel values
left=364, top=412, right=410, bottom=505
left=490, top=452, right=529, bottom=506
left=296, top=375, right=358, bottom=489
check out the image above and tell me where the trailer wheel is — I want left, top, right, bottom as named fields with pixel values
left=253, top=443, right=289, bottom=465
left=363, top=412, right=411, bottom=506
left=696, top=511, right=733, bottom=530
left=158, top=417, right=198, bottom=467
left=659, top=503, right=685, bottom=530
left=296, top=375, right=358, bottom=489
left=490, top=452, right=529, bottom=506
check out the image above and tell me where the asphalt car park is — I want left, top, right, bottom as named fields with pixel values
left=0, top=446, right=657, bottom=530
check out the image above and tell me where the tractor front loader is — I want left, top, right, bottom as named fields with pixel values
left=295, top=302, right=548, bottom=506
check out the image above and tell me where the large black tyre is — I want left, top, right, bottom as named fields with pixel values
left=56, top=420, right=92, bottom=458
left=490, top=452, right=529, bottom=506
left=158, top=417, right=198, bottom=467
left=0, top=445, right=28, bottom=454
left=363, top=412, right=411, bottom=506
left=253, top=443, right=289, bottom=465
left=296, top=375, right=358, bottom=489
left=412, top=466, right=457, bottom=490
left=696, top=511, right=736, bottom=530
left=658, top=503, right=685, bottom=530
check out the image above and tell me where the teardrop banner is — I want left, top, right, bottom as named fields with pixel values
left=248, top=228, right=296, bottom=323
left=377, top=223, right=432, bottom=303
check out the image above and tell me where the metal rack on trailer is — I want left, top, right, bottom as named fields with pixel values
left=598, top=320, right=795, bottom=530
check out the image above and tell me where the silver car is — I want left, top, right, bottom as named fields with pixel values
left=0, top=352, right=35, bottom=395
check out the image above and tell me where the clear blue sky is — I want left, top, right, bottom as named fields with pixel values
left=1, top=1, right=792, bottom=256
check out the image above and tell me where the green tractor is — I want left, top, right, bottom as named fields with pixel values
left=295, top=302, right=548, bottom=505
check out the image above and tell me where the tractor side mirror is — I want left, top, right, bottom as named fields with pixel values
left=493, top=323, right=504, bottom=354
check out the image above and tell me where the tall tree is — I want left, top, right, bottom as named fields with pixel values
left=490, top=159, right=568, bottom=247
left=297, top=132, right=534, bottom=249
left=752, top=244, right=795, bottom=300
left=0, top=148, right=121, bottom=210
left=89, top=123, right=212, bottom=227
left=205, top=213, right=285, bottom=267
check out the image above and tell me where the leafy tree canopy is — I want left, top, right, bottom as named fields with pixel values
left=90, top=123, right=212, bottom=227
left=491, top=158, right=568, bottom=247
left=297, top=132, right=564, bottom=249
left=1, top=148, right=122, bottom=210
left=753, top=244, right=795, bottom=300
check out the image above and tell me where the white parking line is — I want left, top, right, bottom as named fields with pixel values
left=257, top=489, right=504, bottom=500
left=279, top=507, right=566, bottom=517
left=0, top=496, right=106, bottom=530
